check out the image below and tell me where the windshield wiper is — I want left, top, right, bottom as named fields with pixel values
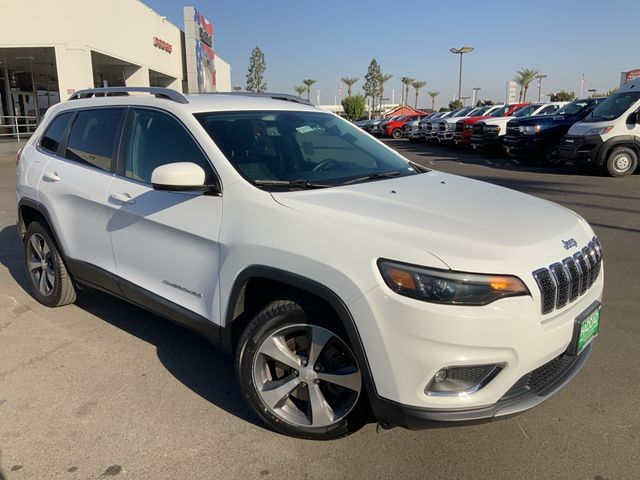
left=253, top=179, right=331, bottom=189
left=342, top=170, right=402, bottom=185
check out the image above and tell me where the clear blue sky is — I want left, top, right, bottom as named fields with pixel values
left=147, top=0, right=638, bottom=108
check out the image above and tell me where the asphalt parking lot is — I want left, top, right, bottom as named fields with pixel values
left=0, top=141, right=639, bottom=480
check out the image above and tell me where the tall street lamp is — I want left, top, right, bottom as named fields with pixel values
left=535, top=74, right=547, bottom=102
left=472, top=87, right=481, bottom=106
left=450, top=47, right=474, bottom=101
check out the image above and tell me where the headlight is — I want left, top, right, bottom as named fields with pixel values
left=378, top=260, right=530, bottom=305
left=446, top=123, right=456, bottom=130
left=464, top=124, right=473, bottom=130
left=486, top=125, right=501, bottom=133
left=584, top=126, right=614, bottom=135
left=520, top=125, right=541, bottom=135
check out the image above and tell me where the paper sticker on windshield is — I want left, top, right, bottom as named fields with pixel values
left=296, top=126, right=314, bottom=134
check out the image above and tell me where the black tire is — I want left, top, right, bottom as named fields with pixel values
left=236, top=298, right=367, bottom=440
left=392, top=128, right=402, bottom=139
left=23, top=220, right=76, bottom=307
left=605, top=147, right=638, bottom=177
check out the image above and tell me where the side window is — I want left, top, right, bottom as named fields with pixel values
left=539, top=105, right=559, bottom=115
left=64, top=109, right=124, bottom=171
left=123, top=109, right=212, bottom=183
left=40, top=112, right=72, bottom=154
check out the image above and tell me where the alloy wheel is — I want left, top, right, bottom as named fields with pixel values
left=252, top=324, right=361, bottom=428
left=27, top=233, right=55, bottom=296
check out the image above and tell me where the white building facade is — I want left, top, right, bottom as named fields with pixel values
left=0, top=0, right=231, bottom=126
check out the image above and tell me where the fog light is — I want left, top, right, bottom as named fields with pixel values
left=426, top=365, right=503, bottom=397
left=434, top=369, right=447, bottom=382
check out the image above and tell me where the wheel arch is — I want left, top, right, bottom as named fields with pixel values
left=597, top=135, right=640, bottom=166
left=222, top=265, right=378, bottom=399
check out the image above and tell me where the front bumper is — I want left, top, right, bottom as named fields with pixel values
left=503, top=135, right=544, bottom=156
left=554, top=135, right=604, bottom=165
left=348, top=269, right=603, bottom=427
left=471, top=134, right=503, bottom=150
left=375, top=343, right=592, bottom=429
left=438, top=130, right=456, bottom=141
left=454, top=130, right=472, bottom=145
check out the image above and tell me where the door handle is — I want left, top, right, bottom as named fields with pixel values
left=110, top=192, right=136, bottom=205
left=42, top=171, right=60, bottom=182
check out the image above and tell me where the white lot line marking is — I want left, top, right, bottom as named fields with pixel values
left=518, top=421, right=531, bottom=440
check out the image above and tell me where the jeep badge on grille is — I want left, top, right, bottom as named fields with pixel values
left=562, top=238, right=578, bottom=250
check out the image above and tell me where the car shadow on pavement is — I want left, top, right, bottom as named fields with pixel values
left=0, top=224, right=262, bottom=430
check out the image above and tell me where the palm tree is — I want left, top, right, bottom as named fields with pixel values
left=379, top=73, right=393, bottom=113
left=341, top=77, right=359, bottom=97
left=411, top=80, right=427, bottom=109
left=302, top=79, right=317, bottom=100
left=400, top=77, right=414, bottom=105
left=513, top=68, right=540, bottom=102
left=427, top=91, right=440, bottom=111
left=293, top=85, right=306, bottom=98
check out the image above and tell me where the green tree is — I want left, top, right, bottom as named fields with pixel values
left=427, top=90, right=440, bottom=111
left=379, top=73, right=393, bottom=114
left=302, top=79, right=317, bottom=100
left=341, top=94, right=366, bottom=121
left=293, top=85, right=306, bottom=97
left=449, top=99, right=463, bottom=110
left=513, top=68, right=540, bottom=102
left=245, top=46, right=267, bottom=92
left=439, top=107, right=450, bottom=112
left=411, top=80, right=427, bottom=109
left=400, top=77, right=415, bottom=105
left=592, top=87, right=618, bottom=98
left=341, top=77, right=359, bottom=97
left=363, top=59, right=382, bottom=118
left=550, top=90, right=576, bottom=102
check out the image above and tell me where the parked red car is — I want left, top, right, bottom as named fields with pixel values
left=382, top=113, right=427, bottom=139
left=453, top=103, right=528, bottom=146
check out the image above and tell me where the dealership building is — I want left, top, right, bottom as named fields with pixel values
left=0, top=0, right=231, bottom=131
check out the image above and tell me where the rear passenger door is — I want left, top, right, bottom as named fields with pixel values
left=36, top=108, right=125, bottom=285
left=106, top=107, right=222, bottom=323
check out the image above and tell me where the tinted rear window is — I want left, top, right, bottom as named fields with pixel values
left=64, top=109, right=124, bottom=171
left=40, top=112, right=72, bottom=154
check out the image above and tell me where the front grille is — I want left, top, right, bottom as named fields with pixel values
left=502, top=351, right=580, bottom=400
left=506, top=122, right=520, bottom=138
left=533, top=237, right=603, bottom=314
left=473, top=123, right=485, bottom=136
left=455, top=121, right=465, bottom=133
left=438, top=122, right=446, bottom=132
left=559, top=135, right=584, bottom=151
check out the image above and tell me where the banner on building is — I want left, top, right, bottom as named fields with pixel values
left=184, top=6, right=216, bottom=93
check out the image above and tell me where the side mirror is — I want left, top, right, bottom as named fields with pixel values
left=151, top=162, right=218, bottom=193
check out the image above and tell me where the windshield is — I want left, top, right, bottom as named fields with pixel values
left=452, top=107, right=473, bottom=117
left=490, top=105, right=510, bottom=117
left=586, top=92, right=640, bottom=122
left=556, top=100, right=590, bottom=116
left=514, top=104, right=541, bottom=118
left=195, top=110, right=417, bottom=188
left=468, top=107, right=488, bottom=116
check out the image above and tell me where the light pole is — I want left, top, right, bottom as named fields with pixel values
left=316, top=90, right=321, bottom=105
left=472, top=87, right=481, bottom=106
left=450, top=47, right=474, bottom=101
left=535, top=74, right=547, bottom=102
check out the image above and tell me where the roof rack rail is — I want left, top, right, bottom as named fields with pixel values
left=204, top=92, right=312, bottom=105
left=68, top=87, right=188, bottom=104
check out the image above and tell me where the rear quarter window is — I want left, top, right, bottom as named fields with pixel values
left=40, top=112, right=73, bottom=154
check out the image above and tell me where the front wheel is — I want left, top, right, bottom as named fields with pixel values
left=236, top=299, right=366, bottom=439
left=605, top=147, right=638, bottom=177
left=392, top=128, right=402, bottom=139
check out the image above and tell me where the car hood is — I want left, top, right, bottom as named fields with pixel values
left=514, top=113, right=578, bottom=126
left=481, top=115, right=515, bottom=126
left=271, top=171, right=594, bottom=273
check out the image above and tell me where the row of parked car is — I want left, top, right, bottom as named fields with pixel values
left=355, top=80, right=640, bottom=177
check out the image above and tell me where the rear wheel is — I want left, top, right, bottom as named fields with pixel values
left=236, top=299, right=365, bottom=439
left=605, top=147, right=638, bottom=177
left=24, top=221, right=76, bottom=307
left=392, top=128, right=402, bottom=139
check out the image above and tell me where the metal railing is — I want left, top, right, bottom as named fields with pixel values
left=0, top=116, right=38, bottom=142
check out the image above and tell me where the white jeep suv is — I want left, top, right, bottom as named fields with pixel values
left=16, top=87, right=603, bottom=440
